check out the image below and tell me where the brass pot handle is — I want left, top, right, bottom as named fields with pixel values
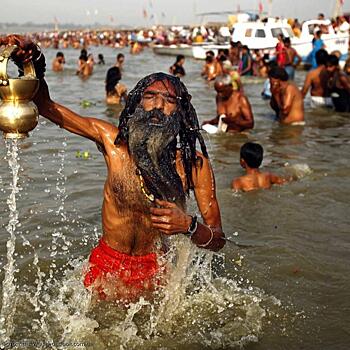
left=0, top=45, right=36, bottom=82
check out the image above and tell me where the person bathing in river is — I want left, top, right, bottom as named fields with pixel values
left=52, top=52, right=65, bottom=72
left=283, top=37, right=301, bottom=81
left=105, top=55, right=128, bottom=105
left=269, top=66, right=305, bottom=125
left=202, top=74, right=254, bottom=133
left=201, top=51, right=222, bottom=81
left=3, top=35, right=225, bottom=302
left=326, top=54, right=350, bottom=113
left=169, top=54, right=186, bottom=78
left=232, top=142, right=290, bottom=192
left=301, top=49, right=332, bottom=108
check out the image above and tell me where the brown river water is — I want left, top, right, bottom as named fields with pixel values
left=0, top=47, right=349, bottom=350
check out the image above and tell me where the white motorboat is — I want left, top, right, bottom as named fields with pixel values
left=192, top=19, right=349, bottom=61
left=292, top=19, right=349, bottom=60
left=192, top=21, right=293, bottom=59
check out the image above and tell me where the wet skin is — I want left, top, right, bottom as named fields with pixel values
left=203, top=81, right=254, bottom=132
left=33, top=78, right=225, bottom=255
left=0, top=35, right=225, bottom=253
left=270, top=78, right=304, bottom=124
left=232, top=160, right=289, bottom=192
left=301, top=65, right=330, bottom=98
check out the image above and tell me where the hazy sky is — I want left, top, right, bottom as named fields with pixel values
left=0, top=0, right=349, bottom=26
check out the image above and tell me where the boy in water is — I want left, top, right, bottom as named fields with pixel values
left=232, top=142, right=290, bottom=192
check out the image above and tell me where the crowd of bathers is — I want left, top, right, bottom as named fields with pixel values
left=45, top=12, right=350, bottom=192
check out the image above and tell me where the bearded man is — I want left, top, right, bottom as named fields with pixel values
left=3, top=35, right=225, bottom=301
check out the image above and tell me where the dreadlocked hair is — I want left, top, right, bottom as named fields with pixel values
left=115, top=72, right=209, bottom=194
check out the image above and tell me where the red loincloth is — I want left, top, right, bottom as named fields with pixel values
left=84, top=239, right=162, bottom=300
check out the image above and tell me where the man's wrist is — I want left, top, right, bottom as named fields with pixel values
left=183, top=215, right=197, bottom=238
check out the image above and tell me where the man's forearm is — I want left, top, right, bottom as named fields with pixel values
left=190, top=222, right=225, bottom=251
left=38, top=100, right=64, bottom=127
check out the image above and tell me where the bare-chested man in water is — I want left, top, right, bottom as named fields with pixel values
left=202, top=74, right=254, bottom=132
left=52, top=52, right=65, bottom=72
left=201, top=51, right=222, bottom=81
left=301, top=49, right=332, bottom=108
left=232, top=142, right=290, bottom=192
left=269, top=67, right=304, bottom=125
left=4, top=35, right=225, bottom=302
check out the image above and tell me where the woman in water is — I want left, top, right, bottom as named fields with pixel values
left=105, top=66, right=128, bottom=105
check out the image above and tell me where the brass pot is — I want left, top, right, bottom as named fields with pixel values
left=0, top=45, right=39, bottom=139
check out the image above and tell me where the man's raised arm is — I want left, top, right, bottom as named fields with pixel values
left=0, top=34, right=118, bottom=145
left=34, top=79, right=118, bottom=144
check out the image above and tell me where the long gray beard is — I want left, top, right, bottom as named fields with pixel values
left=127, top=107, right=186, bottom=208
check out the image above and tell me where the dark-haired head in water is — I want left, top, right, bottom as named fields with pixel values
left=326, top=54, right=350, bottom=112
left=52, top=51, right=65, bottom=72
left=105, top=54, right=127, bottom=105
left=169, top=55, right=186, bottom=77
left=232, top=142, right=290, bottom=192
left=98, top=54, right=105, bottom=65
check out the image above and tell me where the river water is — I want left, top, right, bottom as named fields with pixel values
left=0, top=47, right=349, bottom=350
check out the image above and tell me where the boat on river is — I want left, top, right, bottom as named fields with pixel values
left=292, top=19, right=349, bottom=60
left=192, top=19, right=349, bottom=61
left=152, top=43, right=194, bottom=57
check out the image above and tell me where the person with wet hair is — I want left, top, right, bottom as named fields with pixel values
left=326, top=54, right=350, bottom=112
left=169, top=54, right=186, bottom=77
left=116, top=53, right=125, bottom=71
left=232, top=142, right=290, bottom=192
left=202, top=74, right=254, bottom=132
left=52, top=51, right=65, bottom=72
left=76, top=48, right=88, bottom=76
left=269, top=66, right=304, bottom=124
left=97, top=53, right=105, bottom=65
left=301, top=49, right=332, bottom=108
left=105, top=54, right=127, bottom=105
left=201, top=52, right=222, bottom=81
left=4, top=35, right=225, bottom=302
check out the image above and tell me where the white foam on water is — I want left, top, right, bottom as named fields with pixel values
left=0, top=140, right=20, bottom=343
left=284, top=163, right=312, bottom=179
left=0, top=141, right=279, bottom=348
left=30, top=235, right=275, bottom=349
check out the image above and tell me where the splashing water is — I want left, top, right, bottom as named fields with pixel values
left=0, top=140, right=21, bottom=343
left=284, top=163, right=312, bottom=179
left=0, top=141, right=279, bottom=349
left=34, top=235, right=276, bottom=350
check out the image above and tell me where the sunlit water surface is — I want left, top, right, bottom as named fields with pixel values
left=0, top=47, right=349, bottom=350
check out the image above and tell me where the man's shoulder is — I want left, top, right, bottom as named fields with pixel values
left=237, top=91, right=250, bottom=103
left=92, top=118, right=119, bottom=141
left=287, top=81, right=300, bottom=92
left=308, top=69, right=317, bottom=78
